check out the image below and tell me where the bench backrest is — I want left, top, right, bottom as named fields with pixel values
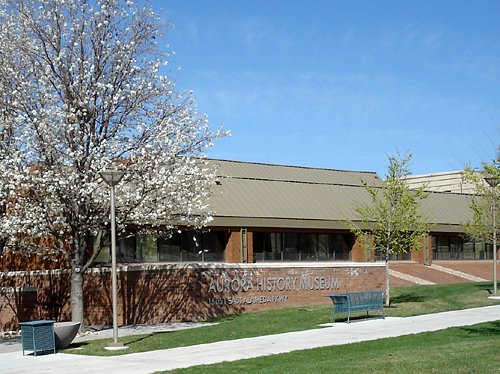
left=346, top=291, right=384, bottom=306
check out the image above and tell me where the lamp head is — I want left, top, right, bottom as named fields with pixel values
left=485, top=176, right=500, bottom=188
left=99, top=171, right=125, bottom=187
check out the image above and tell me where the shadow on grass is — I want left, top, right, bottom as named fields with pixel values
left=63, top=331, right=172, bottom=353
left=332, top=314, right=386, bottom=324
left=460, top=321, right=500, bottom=337
left=391, top=293, right=425, bottom=304
left=62, top=341, right=89, bottom=351
left=122, top=331, right=173, bottom=346
left=473, top=283, right=498, bottom=295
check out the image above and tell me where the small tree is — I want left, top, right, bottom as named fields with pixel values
left=349, top=152, right=430, bottom=306
left=463, top=153, right=500, bottom=255
left=0, top=0, right=227, bottom=327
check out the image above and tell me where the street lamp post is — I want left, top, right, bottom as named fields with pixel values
left=485, top=176, right=499, bottom=295
left=100, top=170, right=127, bottom=349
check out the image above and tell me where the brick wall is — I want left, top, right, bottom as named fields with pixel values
left=224, top=230, right=242, bottom=263
left=247, top=231, right=254, bottom=263
left=351, top=238, right=368, bottom=261
left=0, top=287, right=38, bottom=331
left=0, top=270, right=71, bottom=331
left=0, top=262, right=385, bottom=330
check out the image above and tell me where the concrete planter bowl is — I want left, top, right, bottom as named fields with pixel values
left=54, top=321, right=81, bottom=349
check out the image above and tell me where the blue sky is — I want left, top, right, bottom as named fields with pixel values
left=155, top=0, right=500, bottom=177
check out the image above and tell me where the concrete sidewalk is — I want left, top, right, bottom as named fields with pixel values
left=2, top=305, right=500, bottom=374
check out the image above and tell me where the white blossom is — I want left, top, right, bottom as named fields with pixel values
left=0, top=0, right=228, bottom=321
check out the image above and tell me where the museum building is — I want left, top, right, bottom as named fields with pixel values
left=101, top=159, right=488, bottom=265
left=0, top=159, right=491, bottom=330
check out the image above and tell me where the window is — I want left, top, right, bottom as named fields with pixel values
left=432, top=235, right=489, bottom=260
left=158, top=234, right=181, bottom=261
left=283, top=233, right=300, bottom=261
left=136, top=236, right=158, bottom=262
left=118, top=235, right=136, bottom=262
left=158, top=231, right=225, bottom=262
left=253, top=232, right=353, bottom=262
left=382, top=252, right=411, bottom=261
left=94, top=234, right=110, bottom=263
left=253, top=233, right=283, bottom=261
left=94, top=230, right=226, bottom=263
left=93, top=231, right=138, bottom=263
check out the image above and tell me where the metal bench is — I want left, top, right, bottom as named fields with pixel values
left=326, top=291, right=385, bottom=323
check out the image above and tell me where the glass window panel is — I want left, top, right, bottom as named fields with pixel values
left=252, top=232, right=277, bottom=262
left=270, top=233, right=283, bottom=256
left=158, top=234, right=181, bottom=262
left=118, top=235, right=136, bottom=262
left=317, top=234, right=331, bottom=261
left=254, top=232, right=356, bottom=262
left=463, top=240, right=474, bottom=259
left=136, top=235, right=158, bottom=262
left=283, top=233, right=300, bottom=261
left=388, top=252, right=411, bottom=260
left=252, top=232, right=264, bottom=262
left=94, top=234, right=110, bottom=263
left=485, top=242, right=493, bottom=260
left=257, top=233, right=283, bottom=261
left=436, top=237, right=450, bottom=260
left=449, top=237, right=463, bottom=260
left=198, top=232, right=224, bottom=262
left=432, top=235, right=479, bottom=260
left=300, top=234, right=317, bottom=261
left=335, top=235, right=352, bottom=261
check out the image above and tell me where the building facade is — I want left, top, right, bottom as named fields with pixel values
left=405, top=170, right=480, bottom=194
left=0, top=159, right=492, bottom=330
left=94, top=160, right=489, bottom=265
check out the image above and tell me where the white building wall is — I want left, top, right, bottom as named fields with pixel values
left=405, top=171, right=481, bottom=194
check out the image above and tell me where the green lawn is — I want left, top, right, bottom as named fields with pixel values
left=166, top=321, right=500, bottom=373
left=66, top=282, right=499, bottom=357
left=384, top=282, right=498, bottom=317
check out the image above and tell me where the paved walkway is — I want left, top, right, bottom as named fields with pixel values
left=389, top=268, right=436, bottom=285
left=2, top=305, right=500, bottom=373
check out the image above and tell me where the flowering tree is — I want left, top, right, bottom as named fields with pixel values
left=0, top=5, right=22, bottom=255
left=0, top=113, right=16, bottom=255
left=0, top=0, right=227, bottom=326
left=0, top=116, right=15, bottom=255
left=348, top=152, right=430, bottom=306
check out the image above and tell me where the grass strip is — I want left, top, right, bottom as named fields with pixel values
left=165, top=321, right=500, bottom=374
left=66, top=282, right=499, bottom=356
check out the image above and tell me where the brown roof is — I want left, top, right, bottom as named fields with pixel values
left=207, top=159, right=473, bottom=233
left=420, top=192, right=474, bottom=233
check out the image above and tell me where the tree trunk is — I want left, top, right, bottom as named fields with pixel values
left=385, top=253, right=390, bottom=307
left=70, top=267, right=85, bottom=331
left=0, top=238, right=5, bottom=255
